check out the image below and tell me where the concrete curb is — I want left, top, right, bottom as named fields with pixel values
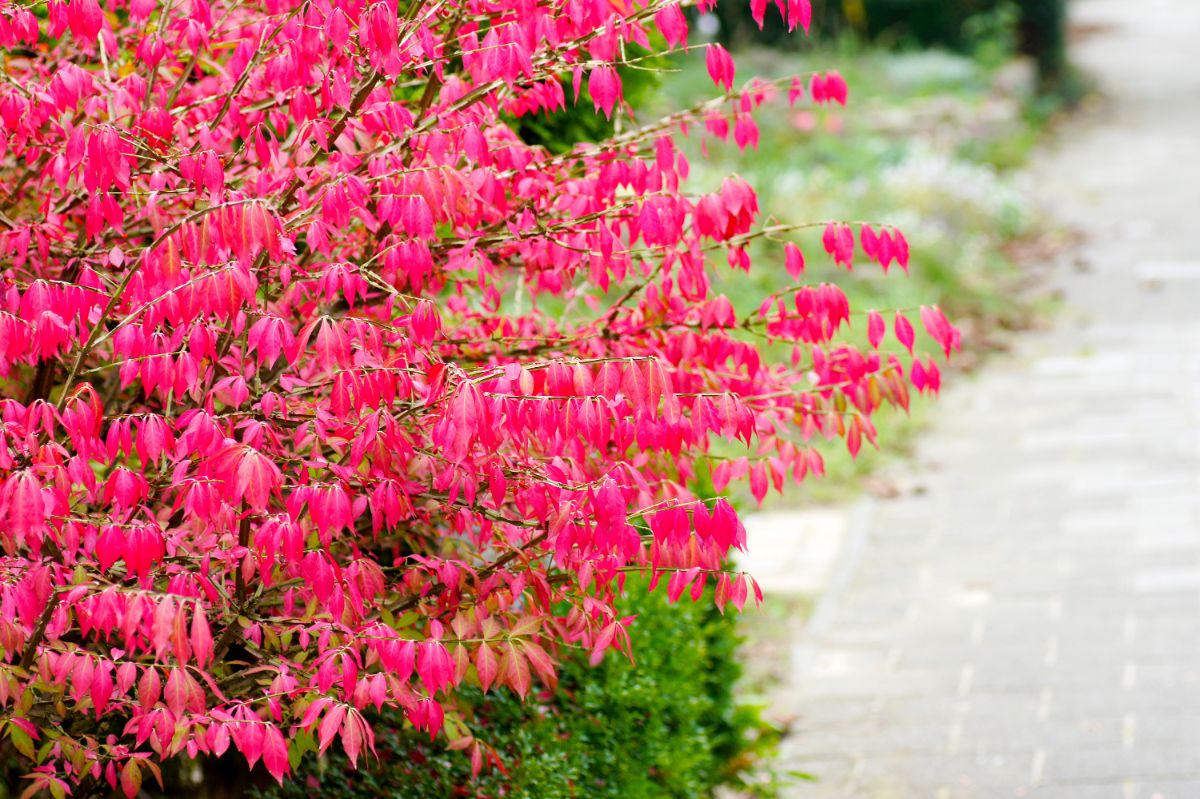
left=806, top=497, right=876, bottom=635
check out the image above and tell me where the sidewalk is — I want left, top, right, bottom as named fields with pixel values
left=777, top=1, right=1200, bottom=796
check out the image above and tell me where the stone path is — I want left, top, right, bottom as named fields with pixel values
left=778, top=2, right=1200, bottom=797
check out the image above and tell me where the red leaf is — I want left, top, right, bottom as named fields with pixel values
left=784, top=242, right=805, bottom=279
left=416, top=640, right=453, bottom=695
left=847, top=416, right=862, bottom=459
left=500, top=642, right=531, bottom=698
left=341, top=710, right=365, bottom=767
left=867, top=310, right=885, bottom=349
left=4, top=470, right=46, bottom=541
left=190, top=606, right=214, bottom=668
left=318, top=703, right=347, bottom=755
left=654, top=3, right=688, bottom=48
left=119, top=760, right=142, bottom=799
left=521, top=640, right=557, bottom=688
left=138, top=666, right=162, bottom=707
left=163, top=668, right=187, bottom=716
left=261, top=724, right=289, bottom=783
left=911, top=358, right=928, bottom=392
left=620, top=360, right=648, bottom=409
left=589, top=622, right=617, bottom=666
left=894, top=228, right=911, bottom=270
left=474, top=643, right=498, bottom=693
left=749, top=461, right=768, bottom=503
left=730, top=574, right=749, bottom=611
left=894, top=312, right=915, bottom=354
left=588, top=66, right=621, bottom=120
left=705, top=43, right=735, bottom=92
left=235, top=447, right=281, bottom=509
left=920, top=305, right=955, bottom=358
left=861, top=224, right=879, bottom=257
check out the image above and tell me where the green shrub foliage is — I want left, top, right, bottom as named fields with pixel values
left=254, top=581, right=776, bottom=799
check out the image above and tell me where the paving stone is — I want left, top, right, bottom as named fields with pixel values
left=1128, top=781, right=1200, bottom=799
left=785, top=721, right=955, bottom=759
left=852, top=751, right=1038, bottom=797
left=775, top=752, right=857, bottom=796
left=771, top=3, right=1200, bottom=794
left=1026, top=785, right=1132, bottom=799
left=1041, top=745, right=1200, bottom=784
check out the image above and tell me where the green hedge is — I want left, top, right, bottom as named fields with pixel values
left=510, top=45, right=668, bottom=152
left=255, top=580, right=778, bottom=799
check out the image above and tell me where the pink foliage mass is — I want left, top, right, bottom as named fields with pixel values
left=0, top=0, right=961, bottom=793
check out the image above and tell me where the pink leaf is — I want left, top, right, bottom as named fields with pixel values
left=502, top=642, right=531, bottom=699
left=895, top=312, right=916, bottom=354
left=318, top=704, right=347, bottom=755
left=119, top=760, right=142, bottom=799
left=4, top=470, right=46, bottom=541
left=261, top=724, right=289, bottom=783
left=784, top=242, right=805, bottom=279
left=475, top=643, right=498, bottom=693
left=190, top=606, right=214, bottom=668
left=163, top=668, right=188, bottom=716
left=867, top=310, right=886, bottom=349
left=705, top=44, right=735, bottom=93
left=589, top=622, right=617, bottom=666
left=654, top=3, right=688, bottom=48
left=235, top=447, right=281, bottom=509
left=341, top=710, right=364, bottom=767
left=588, top=66, right=621, bottom=120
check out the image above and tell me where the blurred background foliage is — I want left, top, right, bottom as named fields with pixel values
left=647, top=19, right=1064, bottom=504
left=714, top=0, right=1069, bottom=93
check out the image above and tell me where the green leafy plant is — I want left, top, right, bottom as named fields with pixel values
left=963, top=1, right=1020, bottom=69
left=253, top=579, right=781, bottom=799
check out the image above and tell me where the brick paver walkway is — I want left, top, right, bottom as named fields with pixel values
left=779, top=2, right=1200, bottom=797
